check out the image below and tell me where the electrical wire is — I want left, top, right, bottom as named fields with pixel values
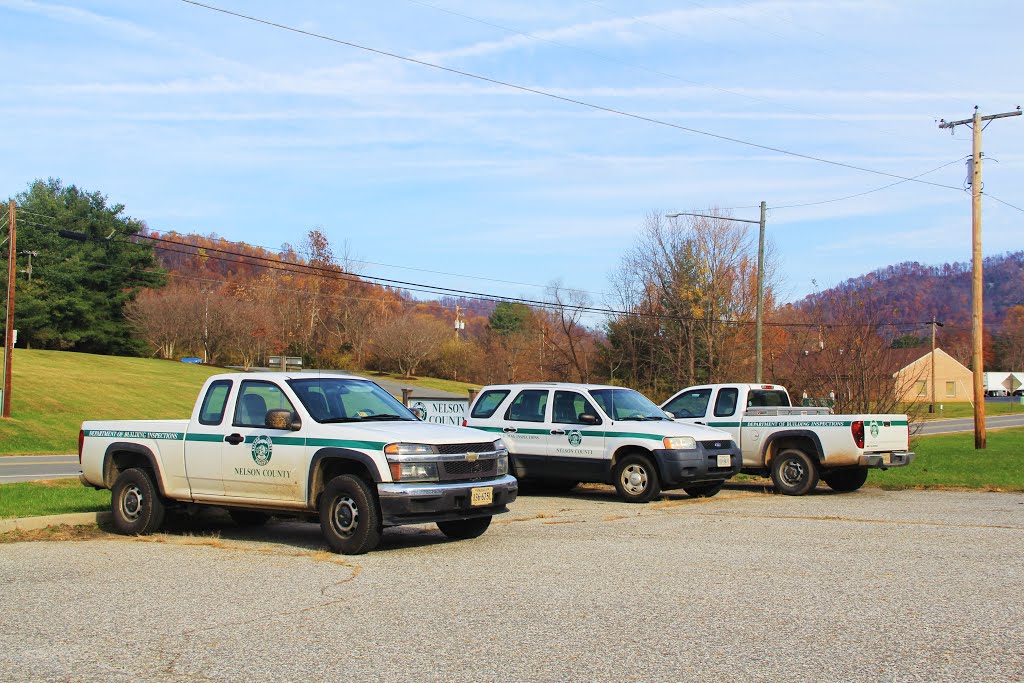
left=177, top=0, right=964, bottom=193
left=770, top=156, right=969, bottom=210
left=21, top=210, right=964, bottom=331
left=399, top=0, right=909, bottom=141
left=984, top=193, right=1024, bottom=213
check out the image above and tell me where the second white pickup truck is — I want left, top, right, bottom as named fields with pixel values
left=661, top=383, right=914, bottom=495
left=79, top=372, right=517, bottom=554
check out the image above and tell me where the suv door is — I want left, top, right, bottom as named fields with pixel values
left=546, top=390, right=606, bottom=481
left=499, top=389, right=551, bottom=479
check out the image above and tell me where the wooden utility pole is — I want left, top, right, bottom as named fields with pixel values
left=938, top=106, right=1021, bottom=449
left=3, top=200, right=16, bottom=418
left=929, top=316, right=944, bottom=414
left=755, top=201, right=767, bottom=383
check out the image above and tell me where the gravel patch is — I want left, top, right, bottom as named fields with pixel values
left=0, top=488, right=1021, bottom=682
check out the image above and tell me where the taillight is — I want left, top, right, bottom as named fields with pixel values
left=851, top=421, right=865, bottom=449
left=78, top=429, right=85, bottom=463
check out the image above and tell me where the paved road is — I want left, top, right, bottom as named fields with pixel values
left=1, top=488, right=1021, bottom=681
left=0, top=455, right=79, bottom=483
left=918, top=412, right=1024, bottom=434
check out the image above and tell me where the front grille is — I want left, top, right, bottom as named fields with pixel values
left=436, top=442, right=495, bottom=455
left=440, top=459, right=497, bottom=481
left=701, top=440, right=733, bottom=451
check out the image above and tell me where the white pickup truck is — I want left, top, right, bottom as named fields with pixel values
left=661, top=383, right=915, bottom=495
left=465, top=382, right=741, bottom=502
left=79, top=372, right=517, bottom=554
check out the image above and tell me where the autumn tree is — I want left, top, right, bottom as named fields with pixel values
left=371, top=311, right=452, bottom=378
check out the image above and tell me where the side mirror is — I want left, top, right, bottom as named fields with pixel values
left=664, top=410, right=676, bottom=419
left=578, top=413, right=600, bottom=425
left=265, top=409, right=300, bottom=431
left=411, top=406, right=427, bottom=420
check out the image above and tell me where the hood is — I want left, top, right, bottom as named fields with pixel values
left=318, top=420, right=496, bottom=445
left=659, top=421, right=734, bottom=441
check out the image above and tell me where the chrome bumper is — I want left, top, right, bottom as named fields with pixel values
left=859, top=451, right=915, bottom=469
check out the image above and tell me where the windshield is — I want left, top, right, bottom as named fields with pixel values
left=589, top=388, right=669, bottom=421
left=287, top=378, right=417, bottom=423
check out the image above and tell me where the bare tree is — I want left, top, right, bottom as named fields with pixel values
left=371, top=311, right=452, bottom=378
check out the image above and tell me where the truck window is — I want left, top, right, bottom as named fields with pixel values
left=664, top=389, right=711, bottom=418
left=713, top=388, right=739, bottom=417
left=747, top=389, right=791, bottom=408
left=552, top=390, right=601, bottom=425
left=198, top=380, right=233, bottom=426
left=234, top=381, right=297, bottom=428
left=471, top=390, right=510, bottom=419
left=505, top=390, right=548, bottom=423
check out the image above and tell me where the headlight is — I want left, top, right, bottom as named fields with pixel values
left=388, top=462, right=439, bottom=482
left=663, top=436, right=697, bottom=450
left=493, top=439, right=508, bottom=454
left=384, top=443, right=437, bottom=457
left=496, top=454, right=509, bottom=476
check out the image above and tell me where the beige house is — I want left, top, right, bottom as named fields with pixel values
left=894, top=348, right=973, bottom=403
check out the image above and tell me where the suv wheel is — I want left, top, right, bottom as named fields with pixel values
left=613, top=453, right=661, bottom=503
left=684, top=482, right=724, bottom=498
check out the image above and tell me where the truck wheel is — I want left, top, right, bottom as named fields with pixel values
left=437, top=516, right=491, bottom=539
left=319, top=474, right=382, bottom=555
left=228, top=509, right=271, bottom=527
left=770, top=448, right=819, bottom=496
left=822, top=468, right=869, bottom=493
left=111, top=468, right=165, bottom=535
left=684, top=482, right=724, bottom=498
left=613, top=454, right=661, bottom=503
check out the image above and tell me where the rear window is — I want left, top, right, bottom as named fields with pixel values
left=505, top=389, right=548, bottom=423
left=471, top=390, right=510, bottom=419
left=198, top=380, right=232, bottom=426
left=747, top=390, right=791, bottom=408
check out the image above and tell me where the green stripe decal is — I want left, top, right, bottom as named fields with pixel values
left=305, top=438, right=387, bottom=450
left=706, top=422, right=741, bottom=428
left=185, top=433, right=223, bottom=443
left=85, top=430, right=184, bottom=440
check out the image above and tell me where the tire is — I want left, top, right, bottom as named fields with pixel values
left=437, top=516, right=492, bottom=540
left=770, top=448, right=820, bottom=496
left=613, top=453, right=661, bottom=503
left=319, top=474, right=382, bottom=555
left=228, top=509, right=271, bottom=527
left=111, top=467, right=166, bottom=535
left=684, top=482, right=724, bottom=498
left=822, top=468, right=869, bottom=493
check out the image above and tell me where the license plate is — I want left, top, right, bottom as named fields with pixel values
left=717, top=454, right=732, bottom=468
left=470, top=487, right=493, bottom=506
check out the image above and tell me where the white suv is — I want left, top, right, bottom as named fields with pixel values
left=464, top=383, right=740, bottom=502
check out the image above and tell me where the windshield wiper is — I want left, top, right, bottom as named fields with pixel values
left=359, top=414, right=410, bottom=421
left=616, top=416, right=647, bottom=421
left=319, top=417, right=360, bottom=424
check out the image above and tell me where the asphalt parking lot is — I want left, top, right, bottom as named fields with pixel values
left=1, top=486, right=1022, bottom=682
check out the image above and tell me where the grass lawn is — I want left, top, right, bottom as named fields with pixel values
left=911, top=400, right=1023, bottom=420
left=0, top=349, right=223, bottom=455
left=366, top=370, right=480, bottom=395
left=0, top=479, right=110, bottom=520
left=868, top=426, right=1024, bottom=491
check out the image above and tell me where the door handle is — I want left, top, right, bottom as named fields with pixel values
left=502, top=427, right=518, bottom=433
left=694, top=421, right=706, bottom=425
left=225, top=433, right=244, bottom=445
left=550, top=429, right=566, bottom=435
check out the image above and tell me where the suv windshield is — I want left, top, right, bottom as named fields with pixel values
left=287, top=378, right=416, bottom=423
left=589, top=388, right=669, bottom=421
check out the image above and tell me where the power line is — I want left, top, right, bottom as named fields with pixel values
left=177, top=0, right=964, bottom=193
left=23, top=210, right=961, bottom=331
left=399, top=0, right=908, bottom=141
left=984, top=193, right=1024, bottom=213
left=771, top=156, right=968, bottom=210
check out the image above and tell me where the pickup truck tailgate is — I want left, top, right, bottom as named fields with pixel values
left=860, top=415, right=909, bottom=452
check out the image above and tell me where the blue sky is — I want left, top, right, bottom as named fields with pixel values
left=2, top=0, right=1022, bottom=314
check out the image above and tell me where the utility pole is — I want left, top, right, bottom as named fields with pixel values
left=938, top=106, right=1021, bottom=449
left=929, top=317, right=944, bottom=414
left=667, top=204, right=767, bottom=381
left=3, top=200, right=16, bottom=418
left=755, top=201, right=767, bottom=383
